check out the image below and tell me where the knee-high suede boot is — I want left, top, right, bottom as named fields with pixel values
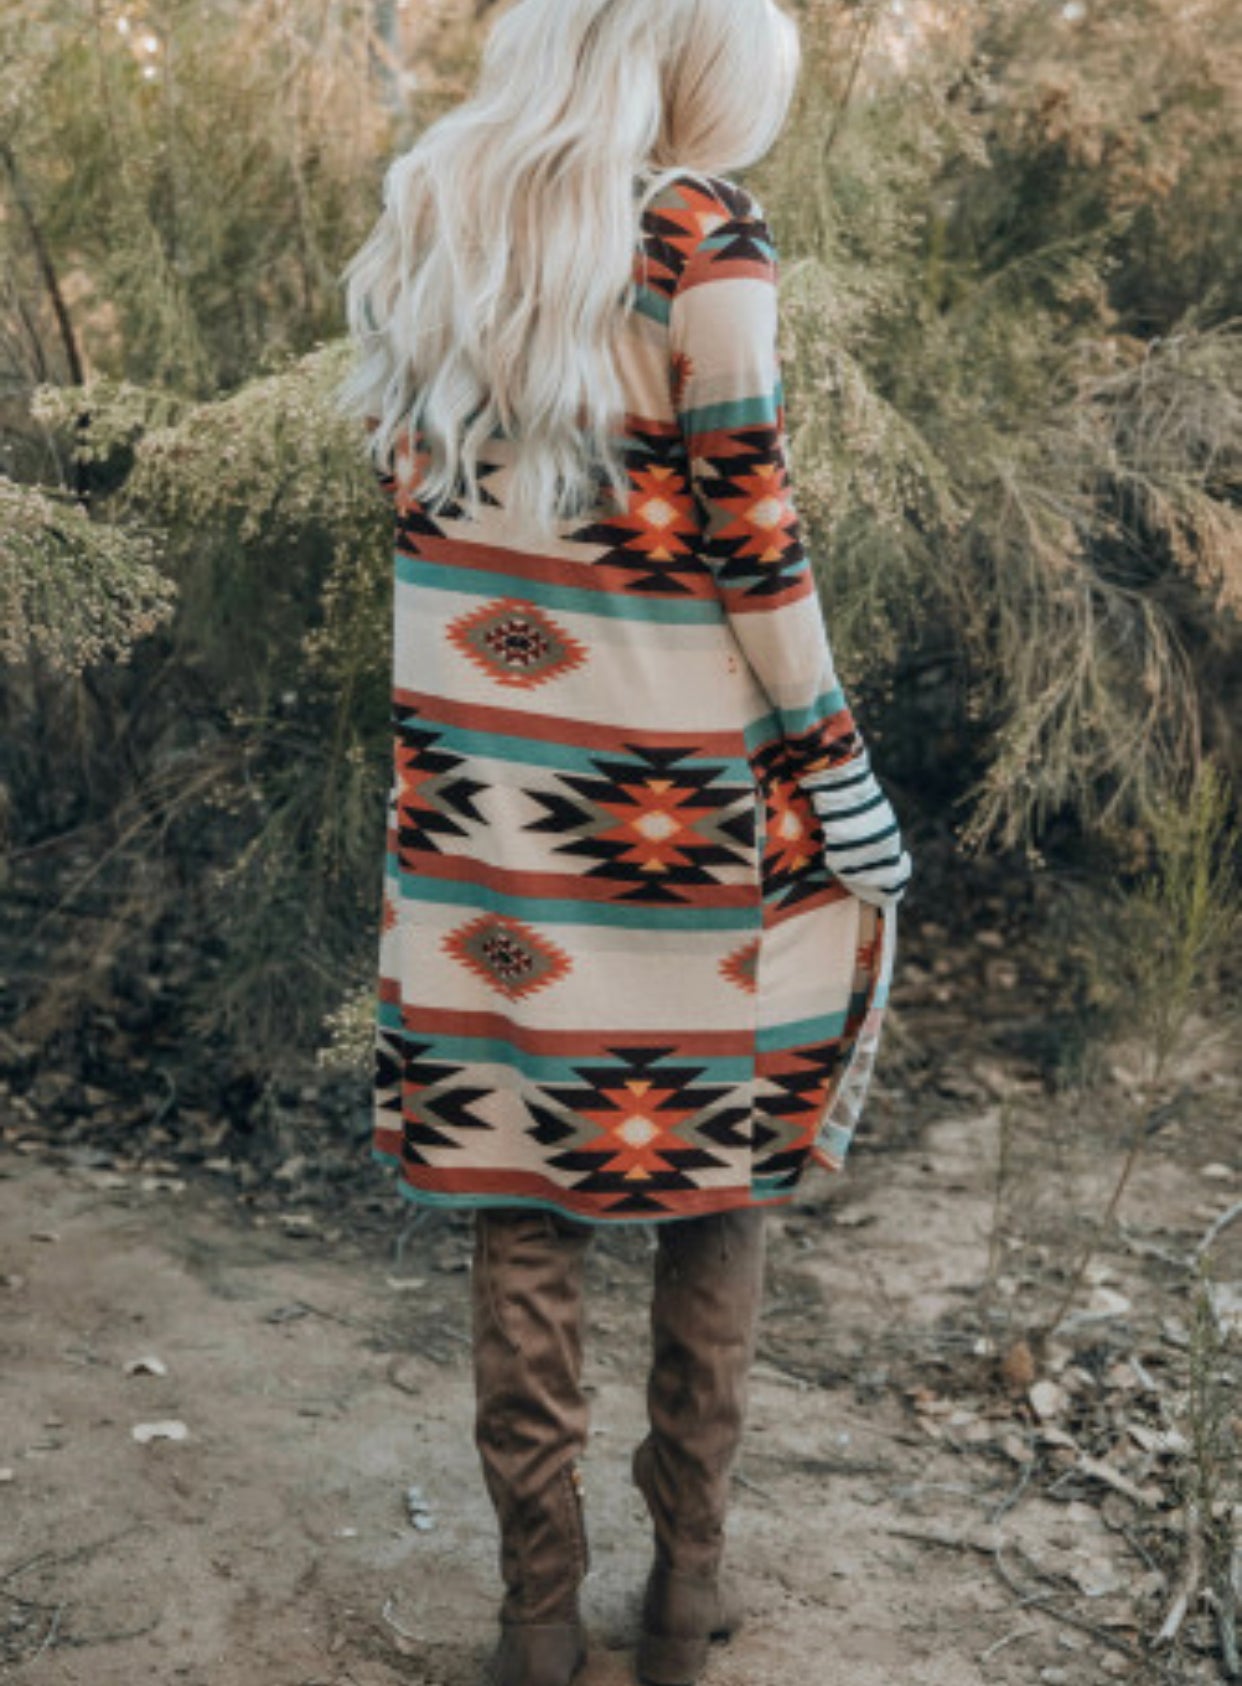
left=631, top=1206, right=766, bottom=1686
left=471, top=1206, right=593, bottom=1686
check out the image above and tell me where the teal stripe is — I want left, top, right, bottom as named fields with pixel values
left=375, top=1000, right=754, bottom=1081
left=757, top=1006, right=850, bottom=1051
left=776, top=683, right=849, bottom=741
left=388, top=854, right=761, bottom=930
left=632, top=284, right=671, bottom=327
left=678, top=394, right=779, bottom=435
left=751, top=1172, right=800, bottom=1199
left=395, top=552, right=724, bottom=626
left=697, top=226, right=777, bottom=264
left=371, top=1145, right=798, bottom=1225
left=742, top=684, right=848, bottom=756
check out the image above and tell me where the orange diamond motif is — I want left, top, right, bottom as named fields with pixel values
left=626, top=465, right=699, bottom=564
left=714, top=460, right=800, bottom=565
left=587, top=1078, right=696, bottom=1182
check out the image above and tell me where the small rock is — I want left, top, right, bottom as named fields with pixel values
left=29, top=1230, right=59, bottom=1243
left=1161, top=1317, right=1189, bottom=1349
left=1087, top=1286, right=1132, bottom=1319
left=961, top=1418, right=996, bottom=1445
left=1000, top=1339, right=1037, bottom=1393
left=1201, top=1163, right=1235, bottom=1181
left=1029, top=1380, right=1068, bottom=1421
left=1208, top=1282, right=1242, bottom=1338
left=131, top=1419, right=188, bottom=1443
left=124, top=1355, right=169, bottom=1377
left=1134, top=1568, right=1167, bottom=1600
left=1071, top=1556, right=1125, bottom=1597
left=81, top=1170, right=129, bottom=1191
left=1001, top=1434, right=1035, bottom=1465
left=406, top=1484, right=435, bottom=1532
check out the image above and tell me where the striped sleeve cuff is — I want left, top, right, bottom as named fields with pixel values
left=801, top=749, right=912, bottom=906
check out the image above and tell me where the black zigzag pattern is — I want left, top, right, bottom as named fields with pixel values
left=521, top=745, right=756, bottom=902
left=695, top=430, right=808, bottom=599
left=564, top=427, right=715, bottom=597
left=528, top=1044, right=740, bottom=1213
left=392, top=705, right=489, bottom=858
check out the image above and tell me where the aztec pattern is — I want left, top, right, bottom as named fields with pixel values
left=370, top=172, right=896, bottom=1223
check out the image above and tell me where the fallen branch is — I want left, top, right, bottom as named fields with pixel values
left=1194, top=1199, right=1242, bottom=1263
left=884, top=1524, right=1141, bottom=1660
left=1155, top=1503, right=1205, bottom=1647
left=1074, top=1453, right=1163, bottom=1511
left=1207, top=1583, right=1240, bottom=1680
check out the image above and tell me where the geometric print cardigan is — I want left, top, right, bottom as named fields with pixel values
left=370, top=169, right=905, bottom=1223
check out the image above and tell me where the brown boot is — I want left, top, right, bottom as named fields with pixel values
left=631, top=1206, right=766, bottom=1686
left=471, top=1206, right=593, bottom=1686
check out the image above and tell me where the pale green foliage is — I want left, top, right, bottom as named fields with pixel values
left=1087, top=760, right=1240, bottom=1077
left=316, top=977, right=379, bottom=1074
left=1032, top=759, right=1239, bottom=1342
left=19, top=343, right=393, bottom=1061
left=122, top=342, right=381, bottom=547
left=6, top=0, right=1242, bottom=1071
left=1174, top=1266, right=1241, bottom=1675
left=131, top=341, right=393, bottom=723
left=30, top=378, right=190, bottom=465
left=0, top=475, right=177, bottom=673
left=0, top=0, right=410, bottom=401
left=751, top=0, right=1242, bottom=849
left=43, top=342, right=393, bottom=702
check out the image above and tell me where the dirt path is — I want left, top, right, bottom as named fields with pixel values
left=1, top=1083, right=1237, bottom=1685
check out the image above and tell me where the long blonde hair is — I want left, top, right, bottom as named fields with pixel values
left=334, top=0, right=801, bottom=542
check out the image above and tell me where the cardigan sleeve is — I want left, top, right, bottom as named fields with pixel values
left=669, top=181, right=911, bottom=907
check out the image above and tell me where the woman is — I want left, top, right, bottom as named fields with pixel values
left=336, top=3, right=911, bottom=1683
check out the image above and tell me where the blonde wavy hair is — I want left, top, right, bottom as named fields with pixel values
left=334, top=0, right=801, bottom=542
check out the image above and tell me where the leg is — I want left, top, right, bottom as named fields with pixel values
left=472, top=1205, right=593, bottom=1686
left=631, top=1205, right=767, bottom=1686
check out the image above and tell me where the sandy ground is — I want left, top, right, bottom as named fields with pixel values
left=1, top=1077, right=1238, bottom=1686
